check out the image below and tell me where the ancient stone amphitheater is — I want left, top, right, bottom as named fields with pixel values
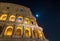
left=0, top=2, right=48, bottom=41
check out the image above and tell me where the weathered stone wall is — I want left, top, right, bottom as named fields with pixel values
left=0, top=2, right=48, bottom=41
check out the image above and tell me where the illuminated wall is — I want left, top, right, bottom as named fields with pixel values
left=0, top=2, right=48, bottom=41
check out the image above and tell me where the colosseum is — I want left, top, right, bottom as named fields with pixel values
left=0, top=2, right=48, bottom=41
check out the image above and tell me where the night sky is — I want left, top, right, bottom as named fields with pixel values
left=0, top=0, right=60, bottom=41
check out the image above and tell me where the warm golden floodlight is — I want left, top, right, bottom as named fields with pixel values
left=0, top=2, right=48, bottom=41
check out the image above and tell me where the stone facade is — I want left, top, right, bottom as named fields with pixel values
left=0, top=2, right=48, bottom=41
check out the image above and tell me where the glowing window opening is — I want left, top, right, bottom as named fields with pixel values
left=17, top=16, right=23, bottom=23
left=4, top=26, right=13, bottom=36
left=0, top=14, right=7, bottom=21
left=9, top=15, right=16, bottom=22
left=38, top=30, right=43, bottom=38
left=33, top=30, right=38, bottom=38
left=25, top=27, right=31, bottom=37
left=25, top=18, right=30, bottom=24
left=16, top=27, right=23, bottom=36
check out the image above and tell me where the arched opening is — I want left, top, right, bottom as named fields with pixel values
left=16, top=27, right=22, bottom=36
left=24, top=18, right=30, bottom=24
left=4, top=26, right=13, bottom=36
left=17, top=16, right=23, bottom=23
left=16, top=29, right=21, bottom=36
left=0, top=26, right=3, bottom=34
left=25, top=30, right=29, bottom=37
left=31, top=20, right=36, bottom=25
left=33, top=30, right=38, bottom=38
left=25, top=28, right=31, bottom=37
left=9, top=15, right=16, bottom=22
left=0, top=14, right=7, bottom=21
left=38, top=30, right=43, bottom=38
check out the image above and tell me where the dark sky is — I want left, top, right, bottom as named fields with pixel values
left=0, top=0, right=60, bottom=41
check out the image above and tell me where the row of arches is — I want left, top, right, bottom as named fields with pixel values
left=3, top=26, right=43, bottom=38
left=0, top=14, right=36, bottom=25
